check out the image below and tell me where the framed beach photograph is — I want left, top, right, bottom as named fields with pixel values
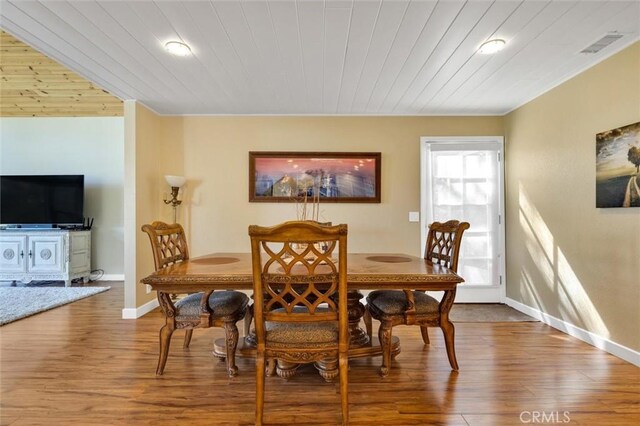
left=596, top=121, right=640, bottom=208
left=249, top=151, right=381, bottom=203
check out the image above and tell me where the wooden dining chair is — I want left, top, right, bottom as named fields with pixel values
left=242, top=220, right=332, bottom=338
left=142, top=221, right=249, bottom=376
left=249, top=221, right=349, bottom=426
left=364, top=220, right=470, bottom=376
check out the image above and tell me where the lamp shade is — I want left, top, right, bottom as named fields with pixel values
left=165, top=175, right=187, bottom=188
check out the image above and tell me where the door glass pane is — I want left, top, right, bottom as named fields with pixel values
left=464, top=181, right=488, bottom=204
left=463, top=205, right=489, bottom=232
left=434, top=179, right=462, bottom=204
left=463, top=152, right=488, bottom=178
left=429, top=148, right=499, bottom=287
left=434, top=154, right=462, bottom=178
left=463, top=234, right=490, bottom=258
left=459, top=259, right=493, bottom=286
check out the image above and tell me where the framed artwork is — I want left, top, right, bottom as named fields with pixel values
left=596, top=121, right=640, bottom=208
left=249, top=151, right=381, bottom=203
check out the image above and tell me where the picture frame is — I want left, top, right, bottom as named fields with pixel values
left=249, top=151, right=381, bottom=203
left=596, top=121, right=640, bottom=208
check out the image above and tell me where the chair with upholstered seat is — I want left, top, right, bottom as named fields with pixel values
left=364, top=220, right=469, bottom=376
left=249, top=221, right=349, bottom=426
left=142, top=221, right=249, bottom=376
left=242, top=220, right=332, bottom=340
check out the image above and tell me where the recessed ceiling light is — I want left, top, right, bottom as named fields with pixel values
left=478, top=39, right=506, bottom=54
left=164, top=41, right=192, bottom=57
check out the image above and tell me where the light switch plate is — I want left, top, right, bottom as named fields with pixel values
left=409, top=211, right=420, bottom=222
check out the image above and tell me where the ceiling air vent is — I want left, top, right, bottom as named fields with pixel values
left=579, top=33, right=624, bottom=54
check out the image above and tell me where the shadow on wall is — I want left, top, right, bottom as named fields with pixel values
left=517, top=182, right=609, bottom=339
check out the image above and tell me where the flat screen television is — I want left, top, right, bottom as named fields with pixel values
left=0, top=175, right=84, bottom=228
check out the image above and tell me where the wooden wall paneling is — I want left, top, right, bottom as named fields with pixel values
left=0, top=30, right=123, bottom=117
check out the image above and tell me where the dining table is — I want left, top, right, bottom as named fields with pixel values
left=141, top=252, right=464, bottom=367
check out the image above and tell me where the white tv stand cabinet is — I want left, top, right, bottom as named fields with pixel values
left=0, top=229, right=91, bottom=287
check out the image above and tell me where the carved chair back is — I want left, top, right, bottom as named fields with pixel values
left=250, top=221, right=350, bottom=426
left=249, top=221, right=348, bottom=349
left=141, top=221, right=190, bottom=272
left=424, top=220, right=470, bottom=273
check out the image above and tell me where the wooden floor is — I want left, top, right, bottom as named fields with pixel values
left=1, top=282, right=638, bottom=425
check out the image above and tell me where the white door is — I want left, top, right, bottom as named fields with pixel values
left=420, top=137, right=505, bottom=302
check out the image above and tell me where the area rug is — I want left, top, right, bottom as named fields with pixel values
left=0, top=287, right=110, bottom=326
left=450, top=303, right=537, bottom=322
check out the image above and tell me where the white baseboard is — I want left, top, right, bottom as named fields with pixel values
left=121, top=298, right=159, bottom=319
left=98, top=274, right=124, bottom=281
left=506, top=298, right=640, bottom=367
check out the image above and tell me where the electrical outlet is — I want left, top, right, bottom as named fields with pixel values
left=146, top=284, right=152, bottom=294
left=409, top=211, right=420, bottom=222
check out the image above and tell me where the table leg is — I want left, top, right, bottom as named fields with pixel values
left=346, top=290, right=369, bottom=347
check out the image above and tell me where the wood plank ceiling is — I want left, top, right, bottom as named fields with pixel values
left=0, top=1, right=638, bottom=115
left=0, top=31, right=123, bottom=117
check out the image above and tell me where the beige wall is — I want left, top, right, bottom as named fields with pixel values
left=177, top=116, right=503, bottom=258
left=128, top=114, right=502, bottom=309
left=504, top=42, right=640, bottom=352
left=124, top=102, right=183, bottom=310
